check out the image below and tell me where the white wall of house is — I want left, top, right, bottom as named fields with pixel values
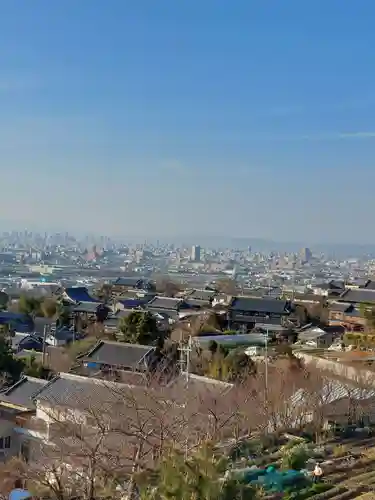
left=0, top=419, right=21, bottom=460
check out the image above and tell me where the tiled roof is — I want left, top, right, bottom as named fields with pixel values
left=230, top=297, right=290, bottom=314
left=84, top=340, right=153, bottom=368
left=338, top=288, right=375, bottom=304
left=118, top=298, right=147, bottom=308
left=364, top=280, right=375, bottom=290
left=64, top=287, right=99, bottom=303
left=73, top=301, right=104, bottom=314
left=329, top=301, right=353, bottom=313
left=0, top=376, right=48, bottom=410
left=186, top=289, right=217, bottom=301
left=147, top=296, right=184, bottom=311
left=113, top=277, right=142, bottom=287
left=32, top=373, right=125, bottom=408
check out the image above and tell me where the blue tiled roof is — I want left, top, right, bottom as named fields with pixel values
left=64, top=287, right=99, bottom=303
left=0, top=311, right=34, bottom=332
left=119, top=299, right=147, bottom=308
left=0, top=311, right=31, bottom=322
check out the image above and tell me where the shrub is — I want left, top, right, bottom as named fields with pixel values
left=332, top=444, right=348, bottom=458
left=281, top=443, right=310, bottom=470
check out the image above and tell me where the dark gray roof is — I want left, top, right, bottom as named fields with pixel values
left=338, top=288, right=375, bottom=304
left=33, top=317, right=55, bottom=336
left=351, top=278, right=369, bottom=288
left=0, top=376, right=48, bottom=410
left=113, top=277, right=142, bottom=287
left=230, top=297, right=290, bottom=315
left=84, top=340, right=153, bottom=368
left=186, top=289, right=217, bottom=301
left=329, top=302, right=353, bottom=313
left=364, top=280, right=375, bottom=290
left=184, top=298, right=210, bottom=308
left=73, top=301, right=102, bottom=314
left=51, top=327, right=75, bottom=340
left=115, top=309, right=135, bottom=318
left=147, top=296, right=184, bottom=311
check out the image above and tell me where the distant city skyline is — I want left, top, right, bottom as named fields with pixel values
left=1, top=1, right=375, bottom=242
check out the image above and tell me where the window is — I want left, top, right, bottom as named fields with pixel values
left=0, top=437, right=11, bottom=449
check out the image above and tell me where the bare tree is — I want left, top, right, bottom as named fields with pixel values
left=214, top=278, right=238, bottom=296
left=18, top=371, right=274, bottom=499
left=154, top=277, right=182, bottom=297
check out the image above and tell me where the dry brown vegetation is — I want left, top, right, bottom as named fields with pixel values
left=4, top=363, right=375, bottom=499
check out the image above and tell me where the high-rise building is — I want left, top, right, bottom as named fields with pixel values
left=300, top=247, right=312, bottom=263
left=191, top=245, right=201, bottom=262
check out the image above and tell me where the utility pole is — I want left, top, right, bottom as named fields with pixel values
left=42, top=324, right=47, bottom=366
left=178, top=335, right=192, bottom=385
left=264, top=315, right=270, bottom=393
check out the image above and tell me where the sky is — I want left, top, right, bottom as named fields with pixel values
left=1, top=0, right=375, bottom=243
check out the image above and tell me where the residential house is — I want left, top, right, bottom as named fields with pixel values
left=336, top=288, right=375, bottom=306
left=45, top=327, right=79, bottom=347
left=328, top=302, right=366, bottom=330
left=362, top=280, right=375, bottom=290
left=80, top=340, right=155, bottom=373
left=111, top=277, right=155, bottom=295
left=297, top=327, right=335, bottom=349
left=184, top=289, right=217, bottom=308
left=0, top=312, right=34, bottom=334
left=146, top=296, right=192, bottom=322
left=73, top=301, right=110, bottom=321
left=227, top=297, right=291, bottom=330
left=312, top=280, right=345, bottom=297
left=0, top=376, right=49, bottom=461
left=291, top=378, right=375, bottom=428
left=62, top=287, right=99, bottom=304
left=115, top=297, right=150, bottom=311
left=346, top=278, right=370, bottom=289
left=8, top=370, right=233, bottom=472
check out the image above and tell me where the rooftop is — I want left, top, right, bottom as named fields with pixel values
left=147, top=296, right=186, bottom=311
left=185, top=289, right=217, bottom=301
left=338, top=288, right=375, bottom=304
left=0, top=376, right=48, bottom=410
left=83, top=340, right=154, bottom=369
left=63, top=287, right=99, bottom=304
left=230, top=296, right=290, bottom=315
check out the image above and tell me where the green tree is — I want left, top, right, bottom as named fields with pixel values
left=119, top=311, right=160, bottom=345
left=18, top=295, right=42, bottom=317
left=281, top=443, right=309, bottom=470
left=138, top=444, right=258, bottom=500
left=0, top=292, right=9, bottom=311
left=0, top=336, right=24, bottom=384
left=21, top=354, right=53, bottom=379
left=55, top=301, right=71, bottom=327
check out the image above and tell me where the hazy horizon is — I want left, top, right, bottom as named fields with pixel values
left=1, top=1, right=375, bottom=243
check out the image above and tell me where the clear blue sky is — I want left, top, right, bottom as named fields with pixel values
left=1, top=0, right=375, bottom=243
